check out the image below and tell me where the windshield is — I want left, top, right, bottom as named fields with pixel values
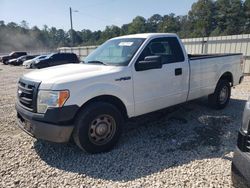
left=36, top=55, right=47, bottom=60
left=84, top=38, right=145, bottom=66
left=46, top=53, right=55, bottom=58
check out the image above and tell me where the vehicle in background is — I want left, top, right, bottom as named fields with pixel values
left=7, top=55, right=38, bottom=66
left=23, top=55, right=47, bottom=69
left=232, top=97, right=250, bottom=188
left=0, top=51, right=27, bottom=64
left=31, top=53, right=79, bottom=69
left=16, top=33, right=244, bottom=153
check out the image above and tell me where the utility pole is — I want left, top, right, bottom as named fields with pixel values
left=69, top=7, right=74, bottom=47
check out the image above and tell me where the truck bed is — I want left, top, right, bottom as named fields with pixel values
left=187, top=52, right=243, bottom=101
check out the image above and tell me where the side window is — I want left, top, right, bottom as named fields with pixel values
left=13, top=52, right=18, bottom=57
left=69, top=54, right=76, bottom=61
left=68, top=54, right=73, bottom=61
left=138, top=37, right=185, bottom=64
left=52, top=54, right=60, bottom=61
left=61, top=54, right=67, bottom=60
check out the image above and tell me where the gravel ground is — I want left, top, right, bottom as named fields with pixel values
left=0, top=64, right=249, bottom=188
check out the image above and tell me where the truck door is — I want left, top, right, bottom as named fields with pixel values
left=132, top=37, right=189, bottom=116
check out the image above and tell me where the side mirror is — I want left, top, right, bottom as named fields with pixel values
left=135, top=55, right=162, bottom=71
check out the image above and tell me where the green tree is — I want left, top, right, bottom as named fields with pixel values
left=99, top=25, right=121, bottom=43
left=212, top=0, right=245, bottom=35
left=121, top=24, right=129, bottom=35
left=20, top=20, right=29, bottom=29
left=188, top=0, right=215, bottom=37
left=178, top=16, right=192, bottom=38
left=244, top=0, right=250, bottom=33
left=127, top=16, right=147, bottom=34
left=226, top=0, right=245, bottom=34
left=0, top=20, right=5, bottom=26
left=158, top=13, right=180, bottom=33
left=79, top=29, right=91, bottom=45
left=147, top=14, right=163, bottom=32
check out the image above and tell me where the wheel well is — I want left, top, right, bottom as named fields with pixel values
left=79, top=95, right=128, bottom=119
left=220, top=72, right=233, bottom=86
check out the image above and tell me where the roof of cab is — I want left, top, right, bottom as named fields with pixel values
left=112, top=33, right=178, bottom=40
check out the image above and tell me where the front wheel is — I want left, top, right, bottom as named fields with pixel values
left=73, top=102, right=123, bottom=153
left=2, top=60, right=8, bottom=65
left=208, top=79, right=231, bottom=110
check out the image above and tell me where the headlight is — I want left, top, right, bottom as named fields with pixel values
left=37, top=90, right=69, bottom=113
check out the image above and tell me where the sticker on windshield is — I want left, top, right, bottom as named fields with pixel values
left=119, top=42, right=134, bottom=46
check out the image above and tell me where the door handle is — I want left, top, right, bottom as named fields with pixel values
left=175, top=68, right=182, bottom=76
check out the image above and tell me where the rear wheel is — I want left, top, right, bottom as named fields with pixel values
left=208, top=79, right=231, bottom=109
left=73, top=102, right=123, bottom=153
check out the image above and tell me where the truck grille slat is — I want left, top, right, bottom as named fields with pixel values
left=19, top=97, right=32, bottom=105
left=246, top=140, right=250, bottom=144
left=241, top=131, right=250, bottom=152
left=20, top=97, right=32, bottom=102
left=18, top=85, right=33, bottom=92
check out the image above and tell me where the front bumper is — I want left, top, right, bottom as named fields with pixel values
left=16, top=103, right=78, bottom=143
left=232, top=146, right=250, bottom=188
left=17, top=113, right=73, bottom=143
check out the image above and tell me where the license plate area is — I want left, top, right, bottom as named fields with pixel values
left=17, top=113, right=32, bottom=133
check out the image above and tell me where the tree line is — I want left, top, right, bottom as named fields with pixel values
left=0, top=0, right=249, bottom=52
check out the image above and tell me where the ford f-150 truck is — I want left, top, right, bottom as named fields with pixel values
left=16, top=33, right=244, bottom=153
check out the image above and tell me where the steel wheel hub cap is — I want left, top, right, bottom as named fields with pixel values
left=96, top=123, right=108, bottom=136
left=219, top=86, right=228, bottom=104
left=88, top=114, right=116, bottom=145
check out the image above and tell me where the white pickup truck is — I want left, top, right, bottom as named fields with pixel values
left=16, top=33, right=244, bottom=153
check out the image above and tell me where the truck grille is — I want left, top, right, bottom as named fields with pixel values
left=243, top=132, right=250, bottom=151
left=17, top=78, right=40, bottom=112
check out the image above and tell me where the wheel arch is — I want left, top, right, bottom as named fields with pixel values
left=219, top=72, right=233, bottom=86
left=76, top=95, right=129, bottom=120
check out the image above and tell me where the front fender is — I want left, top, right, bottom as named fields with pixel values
left=65, top=82, right=134, bottom=118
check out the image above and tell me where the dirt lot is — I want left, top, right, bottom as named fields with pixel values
left=0, top=64, right=249, bottom=188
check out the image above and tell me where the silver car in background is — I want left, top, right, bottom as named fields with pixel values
left=23, top=55, right=47, bottom=68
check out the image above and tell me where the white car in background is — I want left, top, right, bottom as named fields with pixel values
left=23, top=55, right=47, bottom=68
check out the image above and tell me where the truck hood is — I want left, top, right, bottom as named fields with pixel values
left=23, top=63, right=121, bottom=85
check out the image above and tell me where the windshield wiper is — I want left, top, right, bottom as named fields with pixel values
left=86, top=60, right=108, bottom=65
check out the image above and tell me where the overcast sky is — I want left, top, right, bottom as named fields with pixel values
left=0, top=0, right=197, bottom=31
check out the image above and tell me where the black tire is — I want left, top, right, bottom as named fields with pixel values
left=37, top=62, right=49, bottom=69
left=30, top=63, right=36, bottom=69
left=208, top=79, right=231, bottom=109
left=2, top=60, right=8, bottom=65
left=73, top=102, right=123, bottom=153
